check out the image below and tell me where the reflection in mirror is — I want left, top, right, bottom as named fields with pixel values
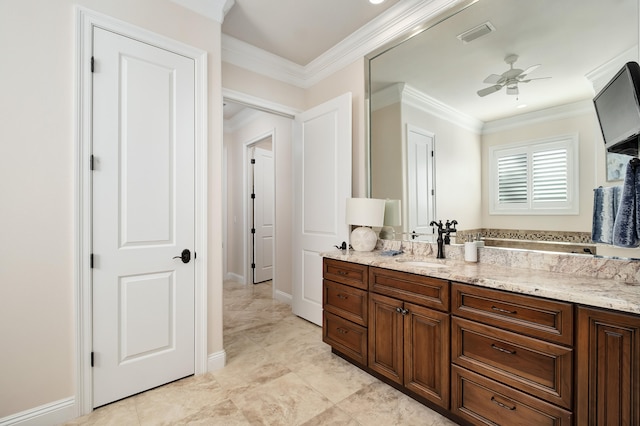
left=368, top=0, right=639, bottom=256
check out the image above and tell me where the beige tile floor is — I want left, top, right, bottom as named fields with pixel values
left=66, top=280, right=457, bottom=425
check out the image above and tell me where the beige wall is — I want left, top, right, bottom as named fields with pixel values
left=401, top=103, right=483, bottom=229
left=0, top=0, right=223, bottom=418
left=224, top=112, right=293, bottom=296
left=481, top=110, right=597, bottom=231
left=371, top=103, right=403, bottom=201
left=222, top=62, right=306, bottom=111
left=481, top=106, right=640, bottom=259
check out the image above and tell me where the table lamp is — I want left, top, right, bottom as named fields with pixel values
left=345, top=198, right=386, bottom=251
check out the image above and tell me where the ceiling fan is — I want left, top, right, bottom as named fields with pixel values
left=477, top=54, right=550, bottom=97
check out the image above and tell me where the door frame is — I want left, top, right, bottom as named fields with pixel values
left=74, top=7, right=208, bottom=415
left=244, top=132, right=275, bottom=287
left=222, top=88, right=299, bottom=301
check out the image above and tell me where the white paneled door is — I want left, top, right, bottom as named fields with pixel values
left=407, top=125, right=435, bottom=240
left=292, top=93, right=352, bottom=325
left=253, top=147, right=274, bottom=284
left=92, top=27, right=195, bottom=407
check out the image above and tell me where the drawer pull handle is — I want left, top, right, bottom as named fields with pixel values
left=491, top=305, right=517, bottom=315
left=491, top=396, right=516, bottom=411
left=337, top=327, right=348, bottom=334
left=491, top=344, right=516, bottom=355
left=337, top=271, right=348, bottom=276
left=337, top=294, right=348, bottom=300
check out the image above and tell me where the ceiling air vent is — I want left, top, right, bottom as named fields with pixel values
left=457, top=21, right=495, bottom=44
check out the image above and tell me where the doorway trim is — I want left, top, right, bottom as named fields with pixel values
left=74, top=7, right=208, bottom=415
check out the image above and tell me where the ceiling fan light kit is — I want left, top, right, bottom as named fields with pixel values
left=477, top=54, right=550, bottom=97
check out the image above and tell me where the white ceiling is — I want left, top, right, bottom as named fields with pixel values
left=370, top=0, right=639, bottom=123
left=218, top=0, right=638, bottom=123
left=221, top=0, right=401, bottom=66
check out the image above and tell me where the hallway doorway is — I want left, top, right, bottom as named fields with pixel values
left=222, top=94, right=296, bottom=304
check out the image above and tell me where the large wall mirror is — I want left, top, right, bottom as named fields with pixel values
left=368, top=0, right=639, bottom=253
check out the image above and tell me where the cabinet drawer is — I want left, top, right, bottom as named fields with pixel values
left=369, top=266, right=449, bottom=312
left=323, top=280, right=367, bottom=326
left=323, top=311, right=367, bottom=366
left=323, top=258, right=368, bottom=290
left=452, top=317, right=572, bottom=409
left=451, top=282, right=573, bottom=345
left=451, top=365, right=572, bottom=426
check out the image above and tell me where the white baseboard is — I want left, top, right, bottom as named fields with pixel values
left=0, top=397, right=76, bottom=426
left=207, top=349, right=226, bottom=372
left=274, top=290, right=292, bottom=305
left=225, top=272, right=244, bottom=284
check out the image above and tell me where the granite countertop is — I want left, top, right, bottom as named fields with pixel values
left=322, top=250, right=640, bottom=315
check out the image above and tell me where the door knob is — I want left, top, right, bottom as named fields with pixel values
left=173, top=249, right=191, bottom=264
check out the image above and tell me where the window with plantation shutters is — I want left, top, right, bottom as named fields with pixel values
left=489, top=135, right=578, bottom=215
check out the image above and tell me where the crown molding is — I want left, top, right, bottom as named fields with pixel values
left=221, top=0, right=467, bottom=88
left=372, top=83, right=483, bottom=134
left=585, top=45, right=638, bottom=93
left=222, top=34, right=308, bottom=87
left=402, top=84, right=484, bottom=134
left=482, top=100, right=595, bottom=135
left=170, top=0, right=234, bottom=23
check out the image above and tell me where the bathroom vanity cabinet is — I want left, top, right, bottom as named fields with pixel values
left=321, top=256, right=640, bottom=425
left=368, top=267, right=450, bottom=409
left=322, top=259, right=369, bottom=366
left=450, top=283, right=573, bottom=425
left=575, top=306, right=640, bottom=425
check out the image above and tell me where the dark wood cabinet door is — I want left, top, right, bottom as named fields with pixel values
left=576, top=306, right=640, bottom=426
left=404, top=302, right=450, bottom=409
left=368, top=292, right=404, bottom=384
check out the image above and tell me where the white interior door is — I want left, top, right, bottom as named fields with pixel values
left=292, top=93, right=352, bottom=325
left=92, top=27, right=195, bottom=407
left=406, top=125, right=435, bottom=240
left=253, top=147, right=274, bottom=283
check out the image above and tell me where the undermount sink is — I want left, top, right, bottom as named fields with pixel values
left=394, top=259, right=449, bottom=268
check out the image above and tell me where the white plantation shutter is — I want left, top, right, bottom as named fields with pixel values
left=532, top=148, right=568, bottom=203
left=490, top=135, right=578, bottom=215
left=497, top=153, right=528, bottom=203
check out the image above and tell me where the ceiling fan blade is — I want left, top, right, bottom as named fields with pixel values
left=477, top=85, right=502, bottom=97
left=483, top=74, right=503, bottom=84
left=520, top=76, right=552, bottom=83
left=506, top=85, right=519, bottom=96
left=520, top=64, right=540, bottom=77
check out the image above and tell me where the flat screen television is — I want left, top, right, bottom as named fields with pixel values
left=593, top=61, right=640, bottom=157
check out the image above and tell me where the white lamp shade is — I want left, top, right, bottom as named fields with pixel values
left=345, top=198, right=386, bottom=227
left=383, top=199, right=401, bottom=226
